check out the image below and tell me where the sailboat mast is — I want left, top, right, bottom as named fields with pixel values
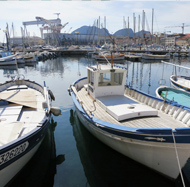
left=151, top=8, right=154, bottom=35
left=142, top=10, right=145, bottom=45
left=6, top=23, right=10, bottom=51
left=151, top=8, right=154, bottom=44
left=12, top=23, right=15, bottom=49
left=128, top=17, right=129, bottom=38
left=104, top=16, right=106, bottom=43
left=138, top=15, right=140, bottom=44
left=133, top=13, right=136, bottom=44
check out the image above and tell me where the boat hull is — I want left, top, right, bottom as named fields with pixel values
left=142, top=54, right=170, bottom=60
left=72, top=94, right=190, bottom=180
left=0, top=59, right=16, bottom=65
left=156, top=86, right=190, bottom=107
left=94, top=55, right=125, bottom=61
left=170, top=75, right=190, bottom=92
left=0, top=118, right=50, bottom=186
left=0, top=78, right=52, bottom=186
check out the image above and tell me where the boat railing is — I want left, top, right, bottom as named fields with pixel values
left=71, top=85, right=92, bottom=118
left=73, top=77, right=87, bottom=90
left=125, top=86, right=190, bottom=126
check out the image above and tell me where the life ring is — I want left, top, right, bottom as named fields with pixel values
left=48, top=89, right=55, bottom=101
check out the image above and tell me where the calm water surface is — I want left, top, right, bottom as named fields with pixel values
left=3, top=56, right=190, bottom=187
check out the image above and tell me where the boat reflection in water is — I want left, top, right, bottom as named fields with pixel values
left=9, top=118, right=65, bottom=186
left=70, top=109, right=180, bottom=187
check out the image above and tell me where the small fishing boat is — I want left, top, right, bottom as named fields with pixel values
left=141, top=53, right=170, bottom=60
left=170, top=75, right=190, bottom=92
left=156, top=86, right=190, bottom=107
left=94, top=51, right=125, bottom=61
left=0, top=74, right=61, bottom=186
left=68, top=60, right=190, bottom=182
left=24, top=53, right=37, bottom=63
left=0, top=51, right=17, bottom=65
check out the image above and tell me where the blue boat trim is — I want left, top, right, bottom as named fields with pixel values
left=171, top=79, right=190, bottom=92
left=71, top=86, right=190, bottom=144
left=126, top=85, right=190, bottom=111
left=113, top=64, right=127, bottom=69
left=71, top=77, right=190, bottom=144
left=72, top=77, right=87, bottom=86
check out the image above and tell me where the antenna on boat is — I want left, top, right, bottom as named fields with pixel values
left=101, top=24, right=116, bottom=67
left=111, top=51, right=113, bottom=69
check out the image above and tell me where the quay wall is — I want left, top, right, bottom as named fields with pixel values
left=12, top=49, right=190, bottom=56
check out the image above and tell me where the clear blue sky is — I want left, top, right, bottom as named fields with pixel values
left=1, top=1, right=190, bottom=43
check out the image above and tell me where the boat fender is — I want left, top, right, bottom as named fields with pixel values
left=48, top=89, right=55, bottom=101
left=51, top=107, right=62, bottom=116
left=68, top=87, right=71, bottom=96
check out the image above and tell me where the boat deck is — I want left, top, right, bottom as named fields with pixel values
left=0, top=87, right=46, bottom=146
left=176, top=77, right=190, bottom=88
left=76, top=87, right=188, bottom=129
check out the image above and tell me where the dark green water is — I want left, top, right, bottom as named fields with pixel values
left=3, top=56, right=190, bottom=187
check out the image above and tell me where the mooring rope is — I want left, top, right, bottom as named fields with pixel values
left=171, top=130, right=186, bottom=187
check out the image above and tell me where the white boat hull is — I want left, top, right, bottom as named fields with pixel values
left=170, top=75, right=190, bottom=92
left=0, top=78, right=55, bottom=185
left=94, top=56, right=125, bottom=61
left=75, top=105, right=190, bottom=179
left=142, top=54, right=170, bottom=60
left=0, top=139, right=43, bottom=186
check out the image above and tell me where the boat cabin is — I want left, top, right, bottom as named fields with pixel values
left=84, top=64, right=158, bottom=121
left=87, top=64, right=127, bottom=99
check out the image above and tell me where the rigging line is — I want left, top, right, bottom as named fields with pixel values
left=162, top=60, right=190, bottom=70
left=99, top=51, right=111, bottom=64
left=171, top=130, right=186, bottom=187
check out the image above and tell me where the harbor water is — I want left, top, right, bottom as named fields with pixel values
left=4, top=56, right=190, bottom=187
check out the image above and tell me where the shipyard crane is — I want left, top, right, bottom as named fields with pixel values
left=23, top=17, right=62, bottom=37
left=35, top=16, right=68, bottom=33
left=68, top=27, right=72, bottom=33
left=36, top=16, right=68, bottom=46
left=23, top=15, right=68, bottom=46
left=165, top=23, right=190, bottom=34
left=23, top=14, right=68, bottom=37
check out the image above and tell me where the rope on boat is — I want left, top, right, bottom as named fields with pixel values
left=99, top=51, right=111, bottom=65
left=171, top=130, right=186, bottom=187
left=88, top=100, right=96, bottom=114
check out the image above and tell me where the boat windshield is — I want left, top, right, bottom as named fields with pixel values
left=98, top=72, right=123, bottom=86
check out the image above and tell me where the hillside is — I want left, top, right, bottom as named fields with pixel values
left=72, top=26, right=150, bottom=37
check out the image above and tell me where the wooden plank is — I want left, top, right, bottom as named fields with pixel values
left=0, top=105, right=23, bottom=122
